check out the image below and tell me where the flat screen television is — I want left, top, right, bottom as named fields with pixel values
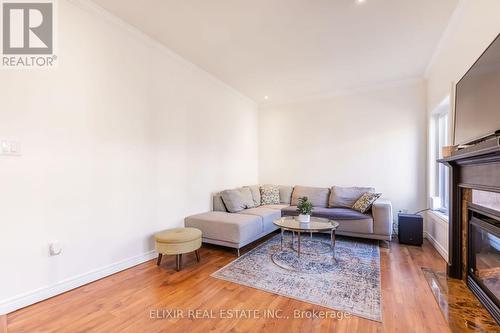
left=454, top=33, right=500, bottom=146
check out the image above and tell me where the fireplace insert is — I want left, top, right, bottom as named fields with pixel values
left=468, top=205, right=500, bottom=323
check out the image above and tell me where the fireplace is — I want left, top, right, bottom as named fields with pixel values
left=468, top=204, right=500, bottom=322
left=439, top=145, right=500, bottom=324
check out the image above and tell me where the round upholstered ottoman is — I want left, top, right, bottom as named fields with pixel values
left=155, top=227, right=202, bottom=271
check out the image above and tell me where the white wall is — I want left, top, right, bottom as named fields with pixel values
left=426, top=0, right=500, bottom=111
left=424, top=0, right=500, bottom=259
left=424, top=211, right=449, bottom=260
left=0, top=0, right=258, bottom=313
left=259, top=80, right=427, bottom=216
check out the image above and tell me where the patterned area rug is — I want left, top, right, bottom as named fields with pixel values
left=211, top=234, right=382, bottom=322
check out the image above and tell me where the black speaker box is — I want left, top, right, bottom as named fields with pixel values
left=398, top=213, right=423, bottom=246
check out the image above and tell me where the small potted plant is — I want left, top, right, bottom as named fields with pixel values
left=296, top=196, right=313, bottom=223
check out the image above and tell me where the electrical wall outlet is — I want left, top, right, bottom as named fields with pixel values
left=49, top=241, right=62, bottom=256
left=0, top=139, right=21, bottom=156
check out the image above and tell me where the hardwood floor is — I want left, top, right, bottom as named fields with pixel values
left=6, top=235, right=452, bottom=333
left=1, top=315, right=7, bottom=333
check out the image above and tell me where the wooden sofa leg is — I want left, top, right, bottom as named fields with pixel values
left=195, top=249, right=200, bottom=262
left=237, top=248, right=240, bottom=257
left=156, top=253, right=163, bottom=266
left=379, top=240, right=391, bottom=249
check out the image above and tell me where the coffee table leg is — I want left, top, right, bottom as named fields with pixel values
left=331, top=229, right=336, bottom=258
left=280, top=228, right=283, bottom=250
left=298, top=231, right=301, bottom=257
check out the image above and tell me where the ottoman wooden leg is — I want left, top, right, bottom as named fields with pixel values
left=155, top=227, right=202, bottom=272
left=176, top=254, right=182, bottom=271
left=195, top=249, right=200, bottom=262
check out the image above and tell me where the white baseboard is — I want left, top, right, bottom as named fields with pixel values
left=0, top=250, right=157, bottom=315
left=424, top=231, right=448, bottom=261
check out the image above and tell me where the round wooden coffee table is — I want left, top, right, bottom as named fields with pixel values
left=273, top=216, right=339, bottom=258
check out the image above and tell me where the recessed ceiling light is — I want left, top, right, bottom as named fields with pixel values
left=264, top=96, right=269, bottom=100
left=355, top=0, right=366, bottom=4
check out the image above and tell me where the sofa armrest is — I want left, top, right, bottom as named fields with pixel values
left=372, top=199, right=393, bottom=238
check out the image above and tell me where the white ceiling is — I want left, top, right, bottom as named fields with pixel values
left=91, top=0, right=458, bottom=104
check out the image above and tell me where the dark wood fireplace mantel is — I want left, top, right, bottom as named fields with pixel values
left=439, top=145, right=500, bottom=323
left=439, top=145, right=500, bottom=279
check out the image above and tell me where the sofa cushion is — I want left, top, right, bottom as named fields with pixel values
left=221, top=188, right=254, bottom=213
left=244, top=185, right=261, bottom=207
left=313, top=207, right=373, bottom=220
left=237, top=207, right=281, bottom=232
left=184, top=211, right=263, bottom=245
left=329, top=186, right=375, bottom=208
left=262, top=204, right=289, bottom=210
left=291, top=186, right=330, bottom=207
left=279, top=185, right=293, bottom=204
left=213, top=193, right=227, bottom=212
left=337, top=219, right=374, bottom=234
left=281, top=206, right=372, bottom=220
left=260, top=185, right=280, bottom=205
left=352, top=192, right=382, bottom=213
left=239, top=187, right=255, bottom=208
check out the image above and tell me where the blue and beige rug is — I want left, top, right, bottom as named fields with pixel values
left=211, top=234, right=382, bottom=321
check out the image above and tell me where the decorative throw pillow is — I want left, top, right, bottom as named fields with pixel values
left=352, top=192, right=382, bottom=213
left=329, top=186, right=375, bottom=208
left=260, top=185, right=280, bottom=205
left=290, top=186, right=330, bottom=207
left=244, top=185, right=261, bottom=207
left=221, top=188, right=255, bottom=213
left=213, top=192, right=228, bottom=212
left=279, top=185, right=293, bottom=204
left=239, top=187, right=255, bottom=209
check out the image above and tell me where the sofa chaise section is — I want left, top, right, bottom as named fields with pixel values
left=184, top=211, right=274, bottom=251
left=235, top=207, right=281, bottom=234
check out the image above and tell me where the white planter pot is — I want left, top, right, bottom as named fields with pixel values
left=298, top=214, right=310, bottom=223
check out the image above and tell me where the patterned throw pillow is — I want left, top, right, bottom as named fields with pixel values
left=260, top=185, right=280, bottom=205
left=352, top=192, right=382, bottom=213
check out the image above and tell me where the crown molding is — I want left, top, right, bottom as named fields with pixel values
left=259, top=76, right=424, bottom=109
left=424, top=0, right=467, bottom=79
left=66, top=0, right=257, bottom=107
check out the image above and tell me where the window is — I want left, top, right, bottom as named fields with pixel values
left=430, top=97, right=450, bottom=216
left=436, top=113, right=449, bottom=214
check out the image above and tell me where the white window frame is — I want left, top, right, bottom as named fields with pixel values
left=429, top=96, right=451, bottom=216
left=436, top=113, right=449, bottom=214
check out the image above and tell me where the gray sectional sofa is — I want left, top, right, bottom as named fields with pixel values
left=185, top=185, right=393, bottom=254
